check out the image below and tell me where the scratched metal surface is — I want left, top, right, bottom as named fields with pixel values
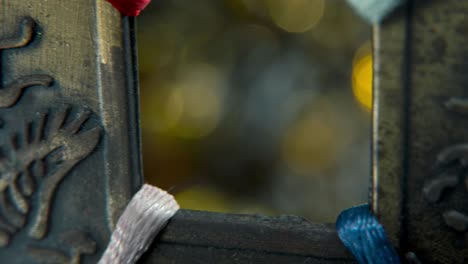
left=140, top=210, right=356, bottom=264
left=0, top=1, right=142, bottom=263
left=373, top=0, right=468, bottom=262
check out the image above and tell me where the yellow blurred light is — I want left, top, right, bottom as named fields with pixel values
left=164, top=63, right=224, bottom=139
left=140, top=84, right=173, bottom=134
left=175, top=185, right=233, bottom=213
left=282, top=102, right=339, bottom=174
left=240, top=0, right=268, bottom=17
left=352, top=43, right=373, bottom=111
left=165, top=88, right=185, bottom=130
left=267, top=0, right=325, bottom=33
left=175, top=185, right=277, bottom=214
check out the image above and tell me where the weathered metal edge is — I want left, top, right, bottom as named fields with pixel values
left=140, top=210, right=356, bottom=264
left=371, top=2, right=411, bottom=248
left=122, top=16, right=144, bottom=203
left=95, top=4, right=144, bottom=230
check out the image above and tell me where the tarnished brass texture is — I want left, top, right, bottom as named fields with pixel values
left=373, top=1, right=468, bottom=262
left=4, top=0, right=468, bottom=263
left=0, top=2, right=141, bottom=263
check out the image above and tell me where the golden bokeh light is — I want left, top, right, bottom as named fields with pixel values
left=352, top=43, right=373, bottom=111
left=164, top=63, right=224, bottom=139
left=138, top=0, right=373, bottom=220
left=175, top=185, right=276, bottom=215
left=283, top=118, right=336, bottom=174
left=140, top=84, right=173, bottom=134
left=140, top=63, right=224, bottom=139
left=282, top=100, right=342, bottom=174
left=175, top=185, right=234, bottom=213
left=267, top=0, right=325, bottom=33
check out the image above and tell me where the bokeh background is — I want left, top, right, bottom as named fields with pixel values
left=137, top=0, right=373, bottom=222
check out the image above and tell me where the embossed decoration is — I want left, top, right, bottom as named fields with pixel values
left=0, top=17, right=53, bottom=108
left=0, top=106, right=102, bottom=243
left=0, top=16, right=102, bottom=263
left=423, top=97, right=468, bottom=235
left=28, top=230, right=97, bottom=264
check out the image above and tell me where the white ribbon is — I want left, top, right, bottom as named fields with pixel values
left=99, top=184, right=180, bottom=264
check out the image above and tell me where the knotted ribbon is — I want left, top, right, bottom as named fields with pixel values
left=106, top=0, right=152, bottom=16
left=336, top=204, right=401, bottom=264
left=99, top=184, right=179, bottom=264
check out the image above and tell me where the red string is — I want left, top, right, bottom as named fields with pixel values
left=106, top=0, right=151, bottom=16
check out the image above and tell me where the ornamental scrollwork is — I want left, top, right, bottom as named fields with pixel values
left=424, top=98, right=468, bottom=238
left=0, top=17, right=101, bottom=263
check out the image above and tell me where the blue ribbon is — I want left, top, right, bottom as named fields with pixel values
left=336, top=204, right=401, bottom=264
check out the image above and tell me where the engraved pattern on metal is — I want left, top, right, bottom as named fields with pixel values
left=424, top=98, right=468, bottom=237
left=0, top=17, right=102, bottom=263
left=0, top=107, right=102, bottom=242
left=28, top=230, right=96, bottom=264
left=0, top=18, right=53, bottom=108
